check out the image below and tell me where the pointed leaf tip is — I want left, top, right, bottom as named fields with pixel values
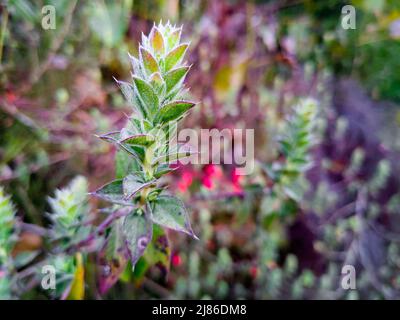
left=165, top=43, right=188, bottom=71
left=140, top=47, right=159, bottom=75
left=155, top=100, right=195, bottom=123
left=120, top=134, right=156, bottom=147
left=148, top=195, right=197, bottom=239
left=132, top=76, right=159, bottom=117
left=92, top=179, right=135, bottom=206
left=164, top=66, right=190, bottom=92
left=150, top=27, right=165, bottom=54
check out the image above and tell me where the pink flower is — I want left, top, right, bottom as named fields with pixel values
left=178, top=170, right=193, bottom=192
left=5, top=92, right=17, bottom=103
left=202, top=176, right=213, bottom=189
left=172, top=254, right=182, bottom=267
left=202, top=164, right=223, bottom=189
left=231, top=167, right=243, bottom=193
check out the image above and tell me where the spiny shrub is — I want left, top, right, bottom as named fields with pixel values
left=263, top=98, right=318, bottom=217
left=47, top=176, right=92, bottom=251
left=92, top=22, right=198, bottom=277
left=43, top=176, right=91, bottom=299
left=0, top=22, right=198, bottom=300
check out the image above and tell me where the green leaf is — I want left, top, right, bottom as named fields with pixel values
left=132, top=76, right=159, bottom=117
left=152, top=143, right=197, bottom=165
left=122, top=144, right=146, bottom=163
left=164, top=43, right=188, bottom=71
left=165, top=86, right=183, bottom=102
left=148, top=72, right=166, bottom=97
left=105, top=219, right=126, bottom=261
left=149, top=72, right=163, bottom=86
left=98, top=218, right=129, bottom=295
left=115, top=150, right=141, bottom=179
left=128, top=54, right=145, bottom=78
left=114, top=79, right=134, bottom=104
left=122, top=210, right=153, bottom=267
left=146, top=188, right=164, bottom=202
left=120, top=134, right=155, bottom=147
left=131, top=257, right=149, bottom=285
left=144, top=120, right=153, bottom=132
left=97, top=131, right=120, bottom=143
left=131, top=223, right=171, bottom=285
left=140, top=47, right=159, bottom=76
left=155, top=100, right=195, bottom=123
left=114, top=79, right=146, bottom=117
left=130, top=118, right=142, bottom=133
left=154, top=164, right=176, bottom=178
left=97, top=131, right=144, bottom=162
left=150, top=27, right=165, bottom=54
left=49, top=255, right=75, bottom=299
left=167, top=28, right=181, bottom=51
left=122, top=174, right=154, bottom=200
left=164, top=66, right=189, bottom=93
left=143, top=224, right=171, bottom=275
left=148, top=195, right=197, bottom=239
left=91, top=180, right=134, bottom=206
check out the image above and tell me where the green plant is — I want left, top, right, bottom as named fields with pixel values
left=47, top=176, right=92, bottom=251
left=92, top=21, right=198, bottom=277
left=262, top=98, right=318, bottom=219
left=0, top=187, right=17, bottom=299
left=0, top=177, right=91, bottom=300
left=0, top=22, right=198, bottom=300
left=277, top=99, right=318, bottom=190
left=27, top=176, right=91, bottom=300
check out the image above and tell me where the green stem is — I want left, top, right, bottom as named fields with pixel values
left=143, top=145, right=155, bottom=180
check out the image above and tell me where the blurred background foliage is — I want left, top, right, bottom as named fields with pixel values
left=1, top=0, right=400, bottom=299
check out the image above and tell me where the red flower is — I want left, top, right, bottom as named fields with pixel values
left=172, top=254, right=182, bottom=267
left=5, top=92, right=17, bottom=103
left=202, top=176, right=213, bottom=189
left=202, top=164, right=223, bottom=189
left=178, top=170, right=194, bottom=192
left=249, top=266, right=258, bottom=279
left=231, top=167, right=243, bottom=193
